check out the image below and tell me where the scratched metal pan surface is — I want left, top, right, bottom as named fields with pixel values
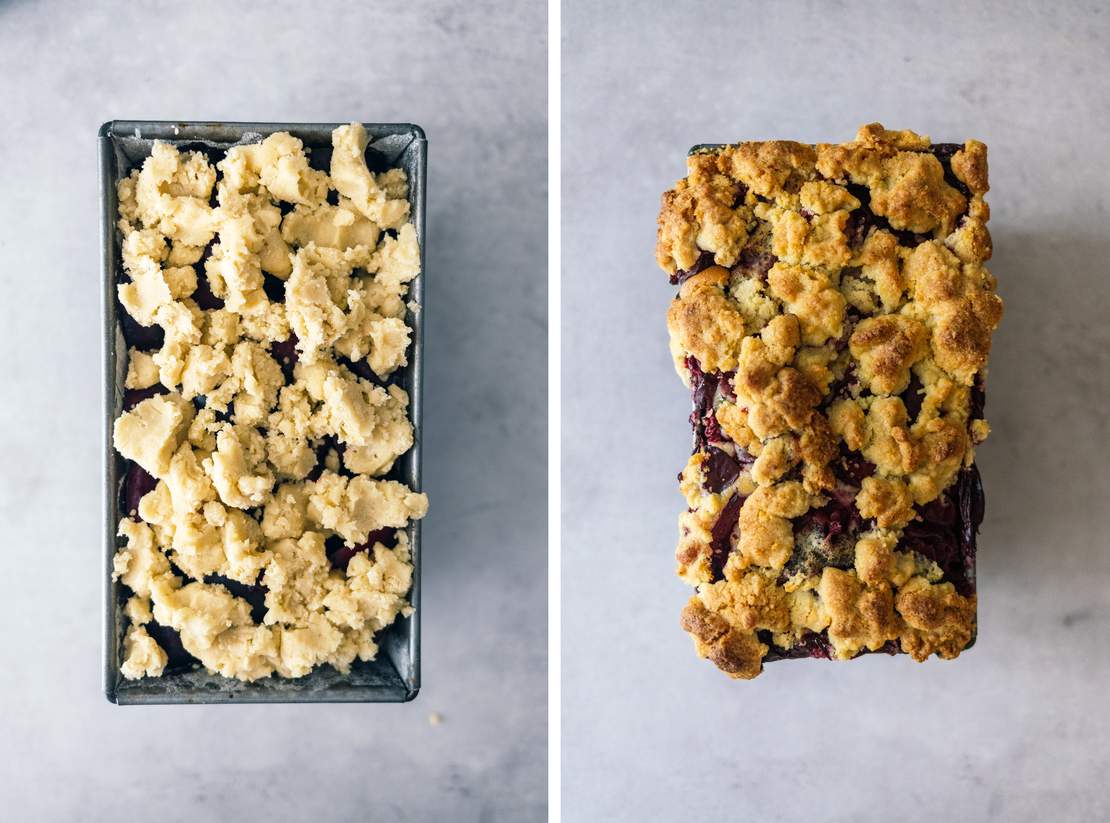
left=99, top=121, right=426, bottom=704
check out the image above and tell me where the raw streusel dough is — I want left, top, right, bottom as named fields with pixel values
left=112, top=124, right=426, bottom=682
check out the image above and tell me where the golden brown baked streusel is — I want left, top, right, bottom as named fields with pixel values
left=659, top=124, right=1001, bottom=679
left=112, top=124, right=427, bottom=682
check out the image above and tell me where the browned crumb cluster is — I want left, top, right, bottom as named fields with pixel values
left=658, top=124, right=1001, bottom=679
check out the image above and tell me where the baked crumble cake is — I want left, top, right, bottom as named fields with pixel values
left=111, top=124, right=427, bottom=682
left=657, top=124, right=1001, bottom=679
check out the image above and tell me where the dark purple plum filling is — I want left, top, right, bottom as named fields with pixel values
left=900, top=371, right=925, bottom=421
left=843, top=184, right=932, bottom=248
left=718, top=370, right=737, bottom=402
left=358, top=143, right=395, bottom=177
left=959, top=464, right=985, bottom=574
left=836, top=445, right=876, bottom=486
left=687, top=360, right=753, bottom=473
left=123, top=385, right=168, bottom=410
left=686, top=356, right=719, bottom=452
left=970, top=380, right=986, bottom=421
left=807, top=499, right=868, bottom=541
left=702, top=411, right=724, bottom=449
left=702, top=448, right=740, bottom=494
left=204, top=574, right=268, bottom=624
left=783, top=499, right=865, bottom=580
left=927, top=143, right=961, bottom=163
left=833, top=305, right=863, bottom=357
left=708, top=493, right=744, bottom=580
left=306, top=436, right=342, bottom=482
left=340, top=355, right=391, bottom=388
left=729, top=183, right=749, bottom=209
left=191, top=277, right=223, bottom=311
left=763, top=631, right=898, bottom=662
left=871, top=639, right=900, bottom=656
left=730, top=246, right=776, bottom=281
left=176, top=142, right=224, bottom=169
left=262, top=273, right=286, bottom=303
left=825, top=365, right=860, bottom=403
left=327, top=527, right=400, bottom=571
left=837, top=267, right=862, bottom=295
left=897, top=466, right=982, bottom=597
left=191, top=250, right=224, bottom=310
left=703, top=421, right=755, bottom=471
left=692, top=395, right=753, bottom=496
left=142, top=622, right=200, bottom=673
left=764, top=630, right=833, bottom=661
left=270, top=333, right=299, bottom=364
left=121, top=462, right=158, bottom=518
left=119, top=313, right=165, bottom=350
left=669, top=250, right=715, bottom=286
left=791, top=632, right=835, bottom=659
left=270, top=334, right=300, bottom=381
left=882, top=220, right=930, bottom=248
left=844, top=211, right=871, bottom=250
left=901, top=497, right=960, bottom=585
left=928, top=143, right=971, bottom=198
left=826, top=483, right=857, bottom=510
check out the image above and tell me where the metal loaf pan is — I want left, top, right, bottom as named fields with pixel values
left=100, top=121, right=426, bottom=704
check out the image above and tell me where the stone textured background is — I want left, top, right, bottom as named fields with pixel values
left=0, top=1, right=547, bottom=820
left=562, top=1, right=1110, bottom=820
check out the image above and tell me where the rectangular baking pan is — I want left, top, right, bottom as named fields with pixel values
left=100, top=121, right=426, bottom=704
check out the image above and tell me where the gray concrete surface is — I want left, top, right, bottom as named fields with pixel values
left=0, top=1, right=546, bottom=820
left=562, top=1, right=1110, bottom=820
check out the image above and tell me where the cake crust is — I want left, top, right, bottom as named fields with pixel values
left=659, top=124, right=1001, bottom=679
